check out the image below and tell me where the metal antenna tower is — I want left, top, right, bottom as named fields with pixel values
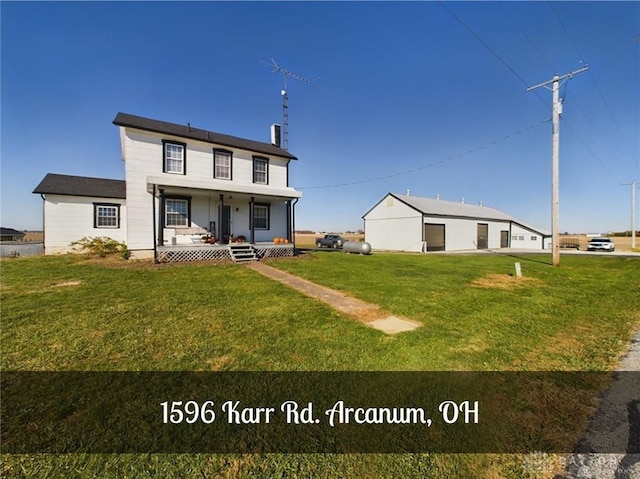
left=262, top=59, right=312, bottom=150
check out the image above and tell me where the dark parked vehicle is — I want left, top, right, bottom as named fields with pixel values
left=587, top=237, right=615, bottom=252
left=315, top=234, right=345, bottom=248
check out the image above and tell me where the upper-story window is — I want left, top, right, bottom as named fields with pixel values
left=163, top=140, right=186, bottom=175
left=214, top=149, right=232, bottom=180
left=253, top=157, right=269, bottom=185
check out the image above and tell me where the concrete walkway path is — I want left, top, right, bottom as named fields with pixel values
left=246, top=262, right=421, bottom=334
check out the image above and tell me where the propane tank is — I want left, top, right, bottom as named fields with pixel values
left=343, top=241, right=372, bottom=255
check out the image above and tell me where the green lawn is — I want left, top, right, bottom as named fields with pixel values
left=1, top=252, right=638, bottom=478
left=269, top=251, right=639, bottom=371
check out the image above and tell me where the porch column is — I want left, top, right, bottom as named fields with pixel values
left=249, top=196, right=255, bottom=244
left=291, top=198, right=298, bottom=246
left=286, top=200, right=292, bottom=243
left=219, top=194, right=226, bottom=244
left=158, top=188, right=165, bottom=246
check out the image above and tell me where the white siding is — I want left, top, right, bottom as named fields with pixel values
left=364, top=195, right=423, bottom=252
left=425, top=217, right=510, bottom=251
left=122, top=129, right=292, bottom=190
left=260, top=201, right=289, bottom=242
left=209, top=201, right=288, bottom=242
left=160, top=196, right=289, bottom=245
left=120, top=127, right=297, bottom=252
left=364, top=194, right=547, bottom=253
left=43, top=195, right=126, bottom=254
left=510, top=223, right=545, bottom=249
left=122, top=129, right=160, bottom=251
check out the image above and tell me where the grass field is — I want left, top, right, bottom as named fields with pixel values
left=1, top=252, right=639, bottom=478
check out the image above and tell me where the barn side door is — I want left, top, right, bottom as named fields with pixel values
left=500, top=230, right=509, bottom=248
left=424, top=224, right=445, bottom=252
left=477, top=223, right=488, bottom=249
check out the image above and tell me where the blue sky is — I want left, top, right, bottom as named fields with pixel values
left=2, top=1, right=638, bottom=234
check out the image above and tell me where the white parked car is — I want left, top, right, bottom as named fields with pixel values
left=587, top=237, right=615, bottom=252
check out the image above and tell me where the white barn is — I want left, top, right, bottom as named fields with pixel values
left=363, top=193, right=550, bottom=252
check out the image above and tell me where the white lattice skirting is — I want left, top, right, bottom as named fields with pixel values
left=255, top=245, right=295, bottom=259
left=156, top=244, right=294, bottom=263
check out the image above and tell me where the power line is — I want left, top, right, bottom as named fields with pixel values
left=547, top=2, right=585, bottom=60
left=438, top=3, right=634, bottom=195
left=439, top=1, right=549, bottom=110
left=562, top=119, right=624, bottom=185
left=585, top=72, right=637, bottom=170
left=500, top=2, right=555, bottom=72
left=439, top=1, right=529, bottom=87
left=548, top=2, right=637, bottom=171
left=501, top=2, right=633, bottom=182
left=564, top=89, right=635, bottom=180
left=296, top=118, right=550, bottom=190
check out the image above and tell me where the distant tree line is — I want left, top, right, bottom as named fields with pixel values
left=562, top=231, right=639, bottom=237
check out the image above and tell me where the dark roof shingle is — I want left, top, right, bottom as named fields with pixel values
left=1, top=227, right=25, bottom=236
left=33, top=173, right=126, bottom=199
left=113, top=112, right=297, bottom=160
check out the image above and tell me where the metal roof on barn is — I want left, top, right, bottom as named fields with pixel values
left=33, top=173, right=126, bottom=199
left=397, top=193, right=514, bottom=222
left=113, top=112, right=297, bottom=161
left=365, top=193, right=550, bottom=236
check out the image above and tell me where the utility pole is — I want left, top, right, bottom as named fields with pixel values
left=634, top=181, right=637, bottom=250
left=623, top=181, right=637, bottom=249
left=527, top=66, right=588, bottom=266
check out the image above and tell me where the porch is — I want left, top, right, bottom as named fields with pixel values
left=156, top=242, right=295, bottom=263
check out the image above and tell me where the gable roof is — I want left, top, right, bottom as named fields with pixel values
left=365, top=193, right=550, bottom=236
left=395, top=193, right=514, bottom=222
left=33, top=173, right=126, bottom=199
left=113, top=112, right=297, bottom=161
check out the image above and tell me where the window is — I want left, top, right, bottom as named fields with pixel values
left=253, top=157, right=269, bottom=184
left=214, top=150, right=232, bottom=180
left=94, top=203, right=120, bottom=228
left=253, top=204, right=270, bottom=230
left=163, top=141, right=186, bottom=174
left=165, top=198, right=190, bottom=227
left=531, top=235, right=538, bottom=241
left=518, top=236, right=525, bottom=241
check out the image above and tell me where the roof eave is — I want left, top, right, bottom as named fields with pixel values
left=113, top=113, right=298, bottom=161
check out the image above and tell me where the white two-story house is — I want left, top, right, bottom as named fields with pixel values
left=34, top=112, right=302, bottom=261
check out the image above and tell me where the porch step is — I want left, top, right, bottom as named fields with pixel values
left=228, top=244, right=258, bottom=263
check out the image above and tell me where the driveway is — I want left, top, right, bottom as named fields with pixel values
left=558, top=330, right=640, bottom=479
